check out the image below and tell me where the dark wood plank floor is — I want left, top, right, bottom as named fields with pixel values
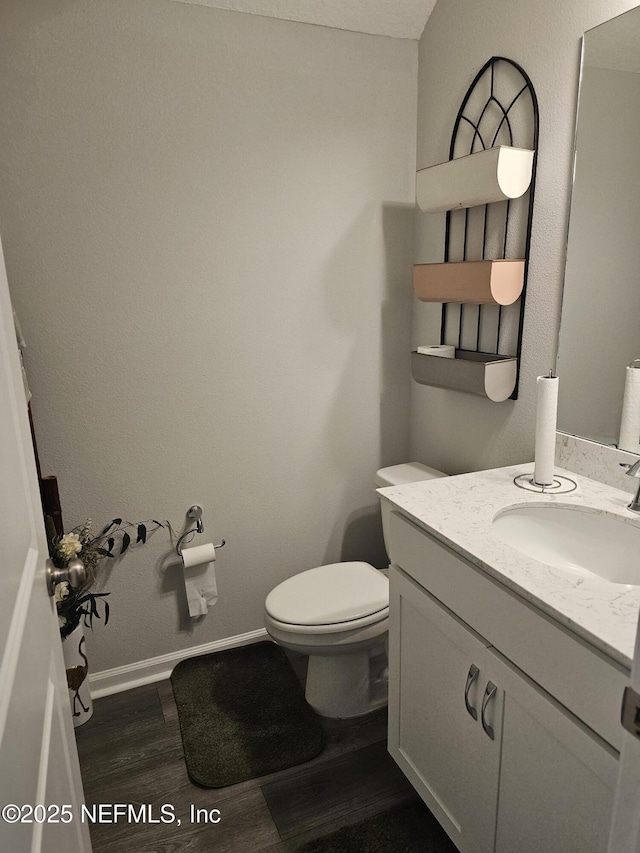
left=75, top=650, right=421, bottom=852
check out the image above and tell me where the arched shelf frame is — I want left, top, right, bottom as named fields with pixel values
left=413, top=56, right=539, bottom=402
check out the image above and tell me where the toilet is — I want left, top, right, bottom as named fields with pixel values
left=264, top=462, right=446, bottom=718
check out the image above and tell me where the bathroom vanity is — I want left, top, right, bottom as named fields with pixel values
left=378, top=464, right=640, bottom=853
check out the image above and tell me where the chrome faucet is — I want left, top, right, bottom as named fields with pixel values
left=621, top=461, right=640, bottom=512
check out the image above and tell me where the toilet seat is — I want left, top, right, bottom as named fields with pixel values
left=265, top=606, right=389, bottom=635
left=265, top=562, right=389, bottom=632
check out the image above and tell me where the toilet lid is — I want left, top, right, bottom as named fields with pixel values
left=265, top=562, right=389, bottom=626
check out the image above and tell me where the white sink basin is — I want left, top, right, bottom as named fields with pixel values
left=492, top=505, right=640, bottom=585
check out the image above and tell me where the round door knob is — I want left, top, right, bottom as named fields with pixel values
left=46, top=557, right=86, bottom=597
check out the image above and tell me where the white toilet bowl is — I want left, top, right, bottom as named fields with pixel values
left=264, top=463, right=447, bottom=718
left=265, top=561, right=389, bottom=718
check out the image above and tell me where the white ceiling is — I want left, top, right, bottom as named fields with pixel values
left=169, top=0, right=438, bottom=39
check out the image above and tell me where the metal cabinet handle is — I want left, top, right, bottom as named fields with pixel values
left=464, top=664, right=480, bottom=720
left=481, top=681, right=497, bottom=740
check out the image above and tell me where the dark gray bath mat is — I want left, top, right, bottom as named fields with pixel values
left=171, top=641, right=325, bottom=787
left=295, top=798, right=457, bottom=853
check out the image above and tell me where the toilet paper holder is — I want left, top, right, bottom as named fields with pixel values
left=176, top=505, right=226, bottom=556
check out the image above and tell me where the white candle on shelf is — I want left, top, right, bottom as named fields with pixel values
left=533, top=372, right=559, bottom=487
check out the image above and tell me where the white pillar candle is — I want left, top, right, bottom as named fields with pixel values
left=533, top=373, right=559, bottom=487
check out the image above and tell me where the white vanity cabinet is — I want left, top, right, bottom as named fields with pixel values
left=387, top=510, right=622, bottom=853
left=491, top=647, right=616, bottom=853
left=389, top=568, right=501, bottom=853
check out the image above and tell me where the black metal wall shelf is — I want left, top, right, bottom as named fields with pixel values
left=413, top=56, right=539, bottom=401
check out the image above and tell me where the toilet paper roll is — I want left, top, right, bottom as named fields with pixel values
left=533, top=374, right=559, bottom=487
left=182, top=543, right=218, bottom=618
left=619, top=364, right=640, bottom=455
left=416, top=345, right=456, bottom=358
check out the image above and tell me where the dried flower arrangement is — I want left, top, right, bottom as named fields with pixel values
left=53, top=518, right=164, bottom=639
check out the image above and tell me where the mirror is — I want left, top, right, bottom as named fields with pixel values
left=557, top=6, right=640, bottom=450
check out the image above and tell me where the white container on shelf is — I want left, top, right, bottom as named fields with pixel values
left=416, top=146, right=534, bottom=213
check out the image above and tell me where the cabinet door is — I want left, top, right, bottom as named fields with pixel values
left=388, top=567, right=501, bottom=853
left=490, top=648, right=618, bottom=853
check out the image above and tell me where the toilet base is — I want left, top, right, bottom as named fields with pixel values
left=304, top=641, right=388, bottom=718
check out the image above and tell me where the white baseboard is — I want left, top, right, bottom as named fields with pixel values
left=88, top=628, right=269, bottom=698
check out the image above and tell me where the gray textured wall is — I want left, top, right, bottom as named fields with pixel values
left=0, top=0, right=417, bottom=672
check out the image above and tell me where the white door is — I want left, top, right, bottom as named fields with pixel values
left=607, top=606, right=640, bottom=853
left=0, top=235, right=91, bottom=853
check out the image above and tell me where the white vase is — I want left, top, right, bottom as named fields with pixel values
left=62, top=623, right=93, bottom=727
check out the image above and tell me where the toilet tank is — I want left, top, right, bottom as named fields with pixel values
left=375, top=463, right=447, bottom=561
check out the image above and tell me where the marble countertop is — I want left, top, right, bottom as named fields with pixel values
left=378, top=463, right=640, bottom=669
